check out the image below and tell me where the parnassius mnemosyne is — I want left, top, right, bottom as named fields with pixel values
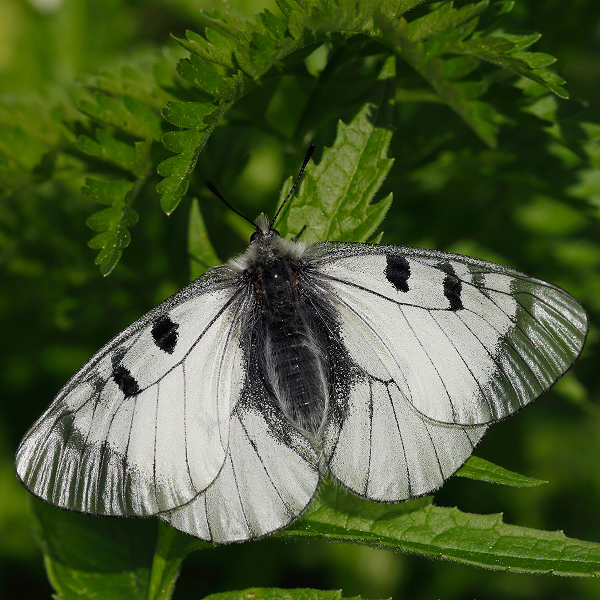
left=15, top=145, right=588, bottom=543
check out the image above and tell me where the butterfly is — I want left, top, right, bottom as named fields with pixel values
left=15, top=146, right=588, bottom=544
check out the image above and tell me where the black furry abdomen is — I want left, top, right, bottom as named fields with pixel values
left=245, top=258, right=335, bottom=434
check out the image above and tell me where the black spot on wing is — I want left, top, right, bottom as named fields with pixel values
left=151, top=315, right=179, bottom=354
left=439, top=262, right=463, bottom=311
left=385, top=255, right=411, bottom=293
left=113, top=365, right=140, bottom=397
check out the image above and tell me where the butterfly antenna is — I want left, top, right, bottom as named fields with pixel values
left=205, top=181, right=257, bottom=229
left=271, top=144, right=315, bottom=228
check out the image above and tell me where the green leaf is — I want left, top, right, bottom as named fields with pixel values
left=83, top=177, right=140, bottom=276
left=368, top=231, right=384, bottom=244
left=492, top=31, right=541, bottom=51
left=29, top=495, right=203, bottom=600
left=457, top=35, right=515, bottom=54
left=456, top=456, right=547, bottom=487
left=147, top=522, right=206, bottom=600
left=378, top=9, right=509, bottom=147
left=76, top=129, right=137, bottom=172
left=176, top=54, right=225, bottom=97
left=77, top=92, right=163, bottom=140
left=282, top=484, right=600, bottom=576
left=81, top=54, right=181, bottom=112
left=162, top=101, right=215, bottom=129
left=60, top=65, right=165, bottom=273
left=157, top=124, right=219, bottom=215
left=204, top=589, right=368, bottom=600
left=160, top=0, right=560, bottom=215
left=188, top=198, right=221, bottom=280
left=77, top=128, right=153, bottom=273
left=77, top=129, right=154, bottom=179
left=465, top=47, right=569, bottom=98
left=511, top=51, right=556, bottom=69
left=172, top=29, right=237, bottom=70
left=276, top=57, right=395, bottom=243
left=405, top=1, right=488, bottom=43
left=157, top=88, right=237, bottom=214
left=30, top=498, right=156, bottom=600
left=161, top=129, right=207, bottom=154
left=372, top=1, right=570, bottom=144
left=83, top=178, right=134, bottom=206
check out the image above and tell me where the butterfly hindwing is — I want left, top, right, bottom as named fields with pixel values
left=15, top=266, right=248, bottom=516
left=311, top=242, right=587, bottom=427
left=323, top=369, right=487, bottom=501
left=162, top=382, right=320, bottom=543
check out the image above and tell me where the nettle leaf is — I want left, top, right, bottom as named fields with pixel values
left=456, top=37, right=568, bottom=99
left=83, top=177, right=140, bottom=276
left=83, top=178, right=135, bottom=206
left=30, top=499, right=156, bottom=600
left=157, top=121, right=222, bottom=215
left=162, top=100, right=217, bottom=129
left=177, top=28, right=237, bottom=70
left=276, top=58, right=395, bottom=243
left=513, top=52, right=556, bottom=69
left=404, top=1, right=488, bottom=43
left=188, top=198, right=221, bottom=280
left=380, top=15, right=507, bottom=147
left=82, top=55, right=181, bottom=112
left=281, top=485, right=600, bottom=576
left=157, top=1, right=427, bottom=214
left=77, top=92, right=163, bottom=141
left=76, top=129, right=137, bottom=173
left=176, top=54, right=227, bottom=97
left=159, top=0, right=565, bottom=212
left=372, top=1, right=568, bottom=145
left=196, top=6, right=299, bottom=78
left=157, top=67, right=243, bottom=214
left=204, top=589, right=366, bottom=600
left=72, top=66, right=168, bottom=274
left=456, top=456, right=547, bottom=488
left=289, top=0, right=430, bottom=39
left=32, top=499, right=203, bottom=600
left=464, top=29, right=567, bottom=96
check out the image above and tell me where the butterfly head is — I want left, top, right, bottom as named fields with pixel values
left=212, top=145, right=315, bottom=272
left=250, top=214, right=280, bottom=243
left=228, top=215, right=304, bottom=273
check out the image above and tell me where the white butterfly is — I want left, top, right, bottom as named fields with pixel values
left=15, top=147, right=588, bottom=544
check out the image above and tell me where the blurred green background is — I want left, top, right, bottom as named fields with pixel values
left=1, top=0, right=600, bottom=598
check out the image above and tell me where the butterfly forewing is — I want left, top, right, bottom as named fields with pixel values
left=311, top=242, right=587, bottom=426
left=15, top=268, right=248, bottom=516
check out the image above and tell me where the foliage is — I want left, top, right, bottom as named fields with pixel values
left=2, top=0, right=600, bottom=599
